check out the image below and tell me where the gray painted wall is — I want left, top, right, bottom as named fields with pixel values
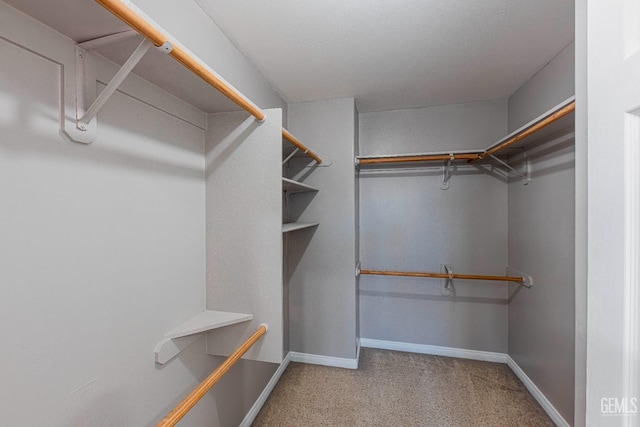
left=287, top=98, right=359, bottom=360
left=0, top=23, right=216, bottom=426
left=131, top=0, right=287, bottom=117
left=508, top=42, right=575, bottom=132
left=358, top=100, right=511, bottom=352
left=205, top=109, right=283, bottom=364
left=0, top=3, right=284, bottom=426
left=507, top=43, right=576, bottom=425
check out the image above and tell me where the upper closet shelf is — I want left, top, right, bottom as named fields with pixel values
left=282, top=128, right=322, bottom=164
left=282, top=177, right=319, bottom=193
left=94, top=0, right=264, bottom=119
left=66, top=0, right=267, bottom=144
left=155, top=310, right=252, bottom=364
left=356, top=97, right=575, bottom=166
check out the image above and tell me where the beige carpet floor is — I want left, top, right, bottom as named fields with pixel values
left=252, top=348, right=554, bottom=426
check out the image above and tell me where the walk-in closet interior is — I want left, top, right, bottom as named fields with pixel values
left=1, top=0, right=608, bottom=426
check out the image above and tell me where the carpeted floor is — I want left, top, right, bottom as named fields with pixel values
left=252, top=348, right=554, bottom=426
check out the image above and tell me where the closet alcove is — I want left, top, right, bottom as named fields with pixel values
left=0, top=0, right=580, bottom=425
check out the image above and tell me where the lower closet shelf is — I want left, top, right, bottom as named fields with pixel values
left=282, top=222, right=319, bottom=233
left=155, top=310, right=253, bottom=364
left=282, top=177, right=319, bottom=193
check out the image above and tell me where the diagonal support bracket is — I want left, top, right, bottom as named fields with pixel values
left=489, top=152, right=530, bottom=185
left=77, top=38, right=152, bottom=132
left=66, top=37, right=173, bottom=144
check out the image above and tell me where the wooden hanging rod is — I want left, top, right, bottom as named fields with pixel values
left=356, top=100, right=576, bottom=166
left=94, top=0, right=265, bottom=122
left=282, top=128, right=322, bottom=164
left=357, top=153, right=479, bottom=165
left=475, top=100, right=576, bottom=161
left=156, top=324, right=267, bottom=427
left=360, top=269, right=524, bottom=283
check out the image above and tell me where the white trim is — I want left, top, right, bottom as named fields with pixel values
left=239, top=352, right=292, bottom=427
left=289, top=351, right=359, bottom=369
left=360, top=338, right=508, bottom=363
left=507, top=356, right=570, bottom=427
left=623, top=110, right=640, bottom=422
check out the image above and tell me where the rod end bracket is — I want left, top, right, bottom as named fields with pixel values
left=155, top=41, right=173, bottom=54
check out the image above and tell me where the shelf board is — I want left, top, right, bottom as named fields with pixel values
left=282, top=222, right=319, bottom=233
left=164, top=310, right=253, bottom=339
left=355, top=97, right=575, bottom=166
left=282, top=177, right=319, bottom=193
left=486, top=96, right=575, bottom=153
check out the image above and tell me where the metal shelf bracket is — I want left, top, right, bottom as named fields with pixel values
left=440, top=154, right=454, bottom=190
left=69, top=36, right=173, bottom=144
left=489, top=151, right=530, bottom=185
left=441, top=264, right=454, bottom=296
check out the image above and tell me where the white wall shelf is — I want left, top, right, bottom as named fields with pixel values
left=282, top=177, right=319, bottom=193
left=164, top=310, right=253, bottom=339
left=155, top=310, right=252, bottom=364
left=282, top=222, right=319, bottom=233
left=355, top=97, right=575, bottom=166
left=487, top=96, right=575, bottom=153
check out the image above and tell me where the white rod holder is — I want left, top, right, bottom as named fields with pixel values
left=440, top=155, right=454, bottom=190
left=441, top=264, right=454, bottom=296
left=77, top=38, right=154, bottom=130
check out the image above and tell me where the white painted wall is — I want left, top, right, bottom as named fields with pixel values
left=287, top=98, right=359, bottom=360
left=358, top=100, right=511, bottom=352
left=585, top=0, right=640, bottom=424
left=506, top=43, right=576, bottom=425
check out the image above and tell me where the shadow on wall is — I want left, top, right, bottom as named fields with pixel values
left=506, top=127, right=575, bottom=182
left=0, top=87, right=205, bottom=182
left=205, top=116, right=261, bottom=177
left=286, top=226, right=318, bottom=275
left=286, top=157, right=321, bottom=182
left=358, top=162, right=509, bottom=184
left=359, top=289, right=508, bottom=306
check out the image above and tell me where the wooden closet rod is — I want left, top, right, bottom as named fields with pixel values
left=356, top=100, right=576, bottom=166
left=357, top=153, right=479, bottom=165
left=94, top=0, right=265, bottom=122
left=475, top=100, right=576, bottom=160
left=282, top=128, right=322, bottom=164
left=156, top=324, right=268, bottom=427
left=360, top=269, right=524, bottom=283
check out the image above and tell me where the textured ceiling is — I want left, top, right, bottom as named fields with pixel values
left=194, top=0, right=574, bottom=112
left=4, top=0, right=574, bottom=113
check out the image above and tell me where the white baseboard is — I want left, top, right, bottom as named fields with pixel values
left=506, top=356, right=570, bottom=427
left=360, top=338, right=508, bottom=363
left=239, top=352, right=291, bottom=427
left=289, top=351, right=359, bottom=369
